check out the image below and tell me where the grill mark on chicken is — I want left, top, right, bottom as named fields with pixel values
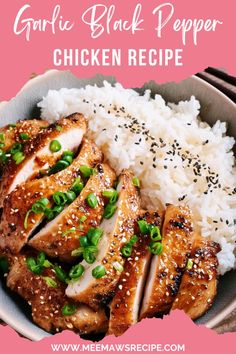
left=140, top=205, right=194, bottom=319
left=171, top=239, right=221, bottom=320
left=7, top=253, right=108, bottom=334
left=66, top=170, right=141, bottom=310
left=108, top=211, right=163, bottom=336
left=0, top=113, right=87, bottom=207
left=0, top=139, right=101, bottom=255
left=29, top=163, right=116, bottom=261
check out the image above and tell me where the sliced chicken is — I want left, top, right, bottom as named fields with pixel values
left=0, top=113, right=87, bottom=207
left=108, top=211, right=163, bottom=336
left=140, top=205, right=194, bottom=319
left=171, top=238, right=220, bottom=320
left=0, top=119, right=48, bottom=154
left=0, top=139, right=103, bottom=254
left=29, top=163, right=116, bottom=261
left=7, top=254, right=108, bottom=334
left=66, top=170, right=141, bottom=310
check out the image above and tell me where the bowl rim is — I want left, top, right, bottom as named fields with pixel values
left=0, top=71, right=236, bottom=340
left=0, top=304, right=51, bottom=341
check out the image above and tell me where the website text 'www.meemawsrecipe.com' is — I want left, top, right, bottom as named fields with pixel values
left=50, top=343, right=185, bottom=352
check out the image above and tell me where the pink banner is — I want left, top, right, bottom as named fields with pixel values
left=1, top=311, right=236, bottom=354
left=0, top=0, right=236, bottom=99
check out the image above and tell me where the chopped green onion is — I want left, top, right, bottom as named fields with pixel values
left=129, top=235, right=138, bottom=246
left=44, top=208, right=55, bottom=220
left=71, top=177, right=84, bottom=195
left=0, top=143, right=5, bottom=149
left=79, top=215, right=87, bottom=223
left=86, top=193, right=98, bottom=208
left=148, top=242, right=163, bottom=255
left=65, top=190, right=77, bottom=204
left=113, top=261, right=124, bottom=273
left=56, top=125, right=62, bottom=132
left=79, top=215, right=87, bottom=230
left=121, top=245, right=132, bottom=258
left=79, top=236, right=89, bottom=248
left=62, top=155, right=73, bottom=164
left=80, top=165, right=94, bottom=178
left=43, top=276, right=57, bottom=288
left=102, top=189, right=115, bottom=199
left=186, top=259, right=193, bottom=270
left=37, top=252, right=46, bottom=266
left=48, top=160, right=70, bottom=175
left=132, top=176, right=141, bottom=188
left=43, top=260, right=53, bottom=268
left=62, top=304, right=77, bottom=316
left=110, top=192, right=119, bottom=204
left=102, top=189, right=118, bottom=204
left=31, top=198, right=49, bottom=214
left=20, top=133, right=30, bottom=141
left=26, top=253, right=52, bottom=274
left=103, top=204, right=117, bottom=219
left=87, top=228, right=103, bottom=246
left=54, top=265, right=68, bottom=283
left=138, top=219, right=150, bottom=234
left=62, top=227, right=76, bottom=237
left=150, top=226, right=162, bottom=241
left=0, top=150, right=7, bottom=164
left=10, top=142, right=22, bottom=155
left=0, top=257, right=9, bottom=274
left=26, top=257, right=43, bottom=275
left=50, top=140, right=61, bottom=153
left=39, top=197, right=49, bottom=206
left=52, top=205, right=64, bottom=216
left=9, top=124, right=17, bottom=129
left=24, top=210, right=32, bottom=229
left=83, top=246, right=97, bottom=264
left=0, top=133, right=5, bottom=143
left=92, top=265, right=106, bottom=279
left=71, top=247, right=84, bottom=257
left=52, top=191, right=67, bottom=206
left=63, top=150, right=74, bottom=157
left=69, top=264, right=85, bottom=279
left=12, top=151, right=25, bottom=165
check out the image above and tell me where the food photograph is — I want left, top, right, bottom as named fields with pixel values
left=0, top=69, right=236, bottom=342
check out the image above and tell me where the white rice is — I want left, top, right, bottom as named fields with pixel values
left=38, top=81, right=236, bottom=275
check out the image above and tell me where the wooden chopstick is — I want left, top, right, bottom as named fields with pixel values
left=205, top=67, right=236, bottom=86
left=196, top=70, right=236, bottom=104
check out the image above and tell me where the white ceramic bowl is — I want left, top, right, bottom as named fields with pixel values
left=0, top=70, right=236, bottom=340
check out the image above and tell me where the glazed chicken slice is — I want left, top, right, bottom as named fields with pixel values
left=29, top=163, right=116, bottom=261
left=7, top=254, right=108, bottom=334
left=66, top=170, right=141, bottom=310
left=0, top=139, right=102, bottom=254
left=108, top=211, right=163, bottom=336
left=0, top=113, right=87, bottom=207
left=171, top=238, right=220, bottom=320
left=140, top=204, right=194, bottom=319
left=0, top=119, right=48, bottom=154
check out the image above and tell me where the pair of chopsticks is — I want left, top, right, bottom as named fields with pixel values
left=196, top=67, right=236, bottom=104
